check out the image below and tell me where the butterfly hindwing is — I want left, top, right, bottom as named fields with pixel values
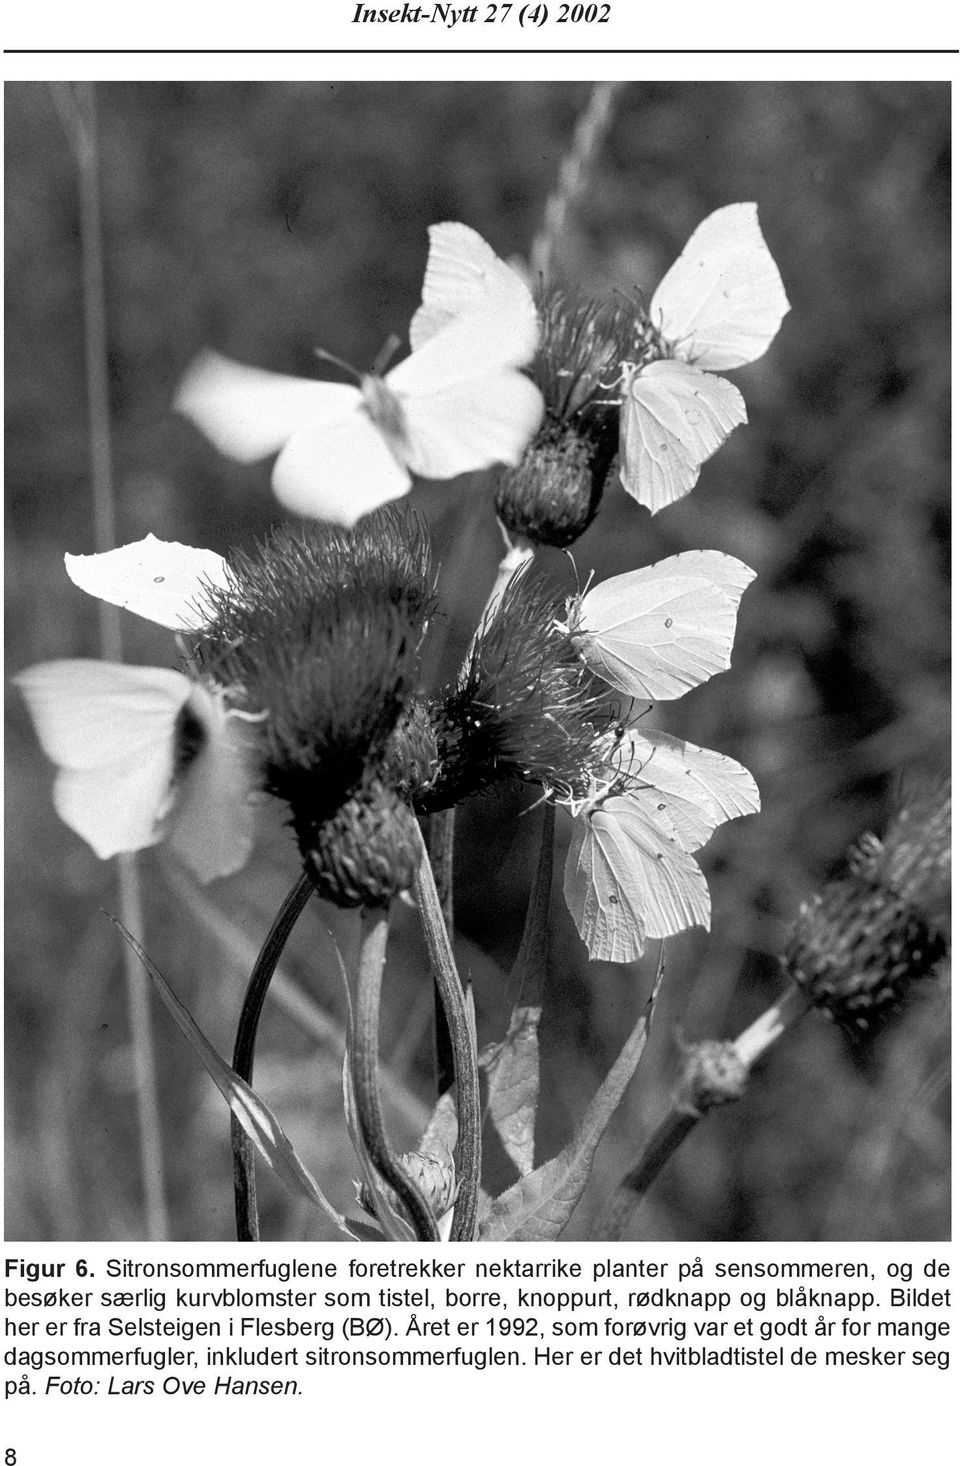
left=564, top=793, right=710, bottom=963
left=620, top=359, right=746, bottom=513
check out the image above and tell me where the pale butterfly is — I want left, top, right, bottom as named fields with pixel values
left=64, top=534, right=230, bottom=631
left=619, top=202, right=789, bottom=513
left=15, top=660, right=257, bottom=882
left=568, top=549, right=756, bottom=702
left=562, top=727, right=759, bottom=962
left=175, top=225, right=543, bottom=527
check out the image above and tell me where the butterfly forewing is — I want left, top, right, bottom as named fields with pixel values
left=65, top=535, right=230, bottom=631
left=577, top=567, right=742, bottom=702
left=15, top=661, right=193, bottom=859
left=176, top=350, right=359, bottom=462
left=617, top=728, right=760, bottom=852
left=409, top=222, right=537, bottom=352
left=651, top=202, right=790, bottom=371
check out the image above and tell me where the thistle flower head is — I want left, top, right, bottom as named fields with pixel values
left=782, top=781, right=950, bottom=1032
left=423, top=564, right=615, bottom=811
left=199, top=506, right=437, bottom=903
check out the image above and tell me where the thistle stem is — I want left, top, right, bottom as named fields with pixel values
left=352, top=905, right=439, bottom=1242
left=413, top=826, right=482, bottom=1242
left=592, top=983, right=811, bottom=1241
left=231, top=872, right=314, bottom=1242
left=428, top=808, right=457, bottom=1095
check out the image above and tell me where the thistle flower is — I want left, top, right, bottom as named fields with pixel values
left=782, top=781, right=950, bottom=1031
left=24, top=511, right=439, bottom=904
left=422, top=564, right=615, bottom=811
left=199, top=506, right=438, bottom=905
left=496, top=291, right=634, bottom=548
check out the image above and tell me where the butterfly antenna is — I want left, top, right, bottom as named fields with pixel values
left=372, top=333, right=402, bottom=376
left=313, top=346, right=362, bottom=383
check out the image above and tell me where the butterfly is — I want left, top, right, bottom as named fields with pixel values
left=569, top=549, right=756, bottom=702
left=563, top=728, right=759, bottom=962
left=64, top=533, right=230, bottom=631
left=619, top=202, right=789, bottom=513
left=175, top=223, right=543, bottom=527
left=15, top=659, right=256, bottom=882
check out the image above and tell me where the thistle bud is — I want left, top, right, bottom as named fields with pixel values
left=496, top=291, right=633, bottom=548
left=495, top=425, right=597, bottom=549
left=357, top=1148, right=457, bottom=1221
left=782, top=782, right=949, bottom=1031
left=301, top=777, right=420, bottom=908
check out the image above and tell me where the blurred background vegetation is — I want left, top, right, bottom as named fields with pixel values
left=5, top=80, right=950, bottom=1242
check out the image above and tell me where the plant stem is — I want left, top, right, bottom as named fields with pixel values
left=592, top=983, right=811, bottom=1241
left=231, top=872, right=314, bottom=1242
left=531, top=81, right=628, bottom=282
left=352, top=905, right=439, bottom=1241
left=413, top=827, right=482, bottom=1242
left=65, top=80, right=168, bottom=1239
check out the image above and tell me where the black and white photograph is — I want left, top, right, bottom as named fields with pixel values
left=5, top=79, right=950, bottom=1247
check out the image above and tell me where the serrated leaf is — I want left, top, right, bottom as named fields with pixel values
left=480, top=952, right=664, bottom=1241
left=480, top=805, right=554, bottom=1175
left=111, top=917, right=350, bottom=1233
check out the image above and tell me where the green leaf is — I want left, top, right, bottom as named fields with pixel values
left=480, top=952, right=664, bottom=1241
left=111, top=917, right=350, bottom=1234
left=480, top=805, right=554, bottom=1176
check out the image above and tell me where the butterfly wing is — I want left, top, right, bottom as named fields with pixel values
left=175, top=350, right=359, bottom=462
left=271, top=408, right=411, bottom=525
left=165, top=684, right=257, bottom=882
left=564, top=795, right=710, bottom=962
left=400, top=372, right=544, bottom=481
left=387, top=306, right=543, bottom=480
left=651, top=202, right=790, bottom=371
left=619, top=359, right=746, bottom=514
left=616, top=728, right=760, bottom=852
left=410, top=222, right=538, bottom=352
left=65, top=535, right=231, bottom=631
left=15, top=660, right=191, bottom=859
left=576, top=552, right=754, bottom=701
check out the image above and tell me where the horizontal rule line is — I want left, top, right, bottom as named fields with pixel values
left=5, top=48, right=959, bottom=55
